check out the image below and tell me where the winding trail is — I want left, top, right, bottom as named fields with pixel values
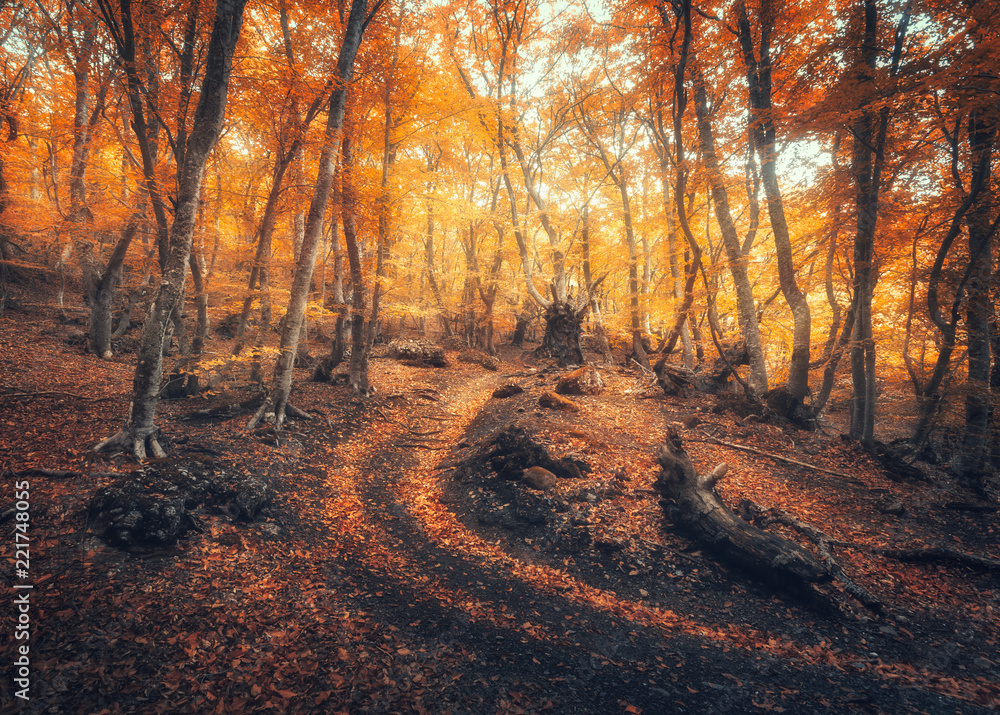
left=289, top=363, right=997, bottom=713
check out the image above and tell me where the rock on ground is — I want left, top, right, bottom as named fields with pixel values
left=539, top=391, right=580, bottom=412
left=492, top=383, right=524, bottom=399
left=555, top=366, right=604, bottom=396
left=88, top=459, right=273, bottom=549
left=522, top=466, right=559, bottom=491
left=387, top=338, right=448, bottom=367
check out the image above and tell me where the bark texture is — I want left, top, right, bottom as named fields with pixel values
left=96, top=0, right=248, bottom=458
left=656, top=430, right=829, bottom=586
left=692, top=68, right=768, bottom=395
left=249, top=0, right=376, bottom=428
left=736, top=0, right=812, bottom=409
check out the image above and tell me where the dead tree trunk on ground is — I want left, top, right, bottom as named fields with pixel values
left=655, top=430, right=829, bottom=586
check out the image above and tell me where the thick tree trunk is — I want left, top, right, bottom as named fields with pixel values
left=655, top=430, right=829, bottom=586
left=536, top=301, right=585, bottom=366
left=954, top=109, right=995, bottom=486
left=96, top=0, right=248, bottom=458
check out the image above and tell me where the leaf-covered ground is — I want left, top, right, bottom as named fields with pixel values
left=2, top=299, right=999, bottom=714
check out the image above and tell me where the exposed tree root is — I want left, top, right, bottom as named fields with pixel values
left=181, top=393, right=266, bottom=421
left=93, top=426, right=166, bottom=460
left=246, top=398, right=311, bottom=431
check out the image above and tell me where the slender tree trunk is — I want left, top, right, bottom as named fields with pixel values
left=847, top=0, right=911, bottom=447
left=315, top=168, right=349, bottom=380
left=343, top=126, right=370, bottom=394
left=693, top=67, right=768, bottom=394
left=235, top=154, right=294, bottom=344
left=249, top=0, right=376, bottom=426
left=68, top=60, right=94, bottom=221
left=848, top=0, right=880, bottom=446
left=461, top=226, right=478, bottom=347
left=190, top=220, right=210, bottom=354
left=737, top=0, right=811, bottom=409
left=423, top=147, right=452, bottom=337
left=654, top=0, right=701, bottom=367
left=581, top=207, right=613, bottom=363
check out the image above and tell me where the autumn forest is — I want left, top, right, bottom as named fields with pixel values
left=1, top=0, right=999, bottom=711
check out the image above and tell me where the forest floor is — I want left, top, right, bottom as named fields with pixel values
left=2, top=285, right=1000, bottom=714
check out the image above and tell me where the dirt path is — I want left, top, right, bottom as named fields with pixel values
left=280, top=362, right=997, bottom=713
left=3, top=318, right=998, bottom=713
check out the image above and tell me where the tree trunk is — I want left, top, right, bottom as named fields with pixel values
left=847, top=0, right=911, bottom=448
left=82, top=216, right=139, bottom=358
left=954, top=108, right=995, bottom=486
left=736, top=0, right=811, bottom=411
left=653, top=0, right=701, bottom=368
left=423, top=149, right=452, bottom=337
left=511, top=301, right=533, bottom=347
left=692, top=68, right=768, bottom=394
left=96, top=0, right=248, bottom=458
left=315, top=169, right=348, bottom=381
left=343, top=127, right=371, bottom=395
left=536, top=301, right=585, bottom=366
left=235, top=152, right=295, bottom=345
left=249, top=0, right=375, bottom=427
left=577, top=107, right=649, bottom=370
left=655, top=430, right=829, bottom=586
left=190, top=242, right=209, bottom=354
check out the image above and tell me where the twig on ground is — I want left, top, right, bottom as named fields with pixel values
left=693, top=433, right=864, bottom=484
left=876, top=547, right=1000, bottom=571
left=0, top=388, right=120, bottom=402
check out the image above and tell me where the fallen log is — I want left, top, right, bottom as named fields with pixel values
left=739, top=500, right=885, bottom=614
left=655, top=430, right=830, bottom=586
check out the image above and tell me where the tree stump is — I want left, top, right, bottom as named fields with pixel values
left=388, top=338, right=448, bottom=367
left=535, top=301, right=584, bottom=365
left=654, top=364, right=695, bottom=397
